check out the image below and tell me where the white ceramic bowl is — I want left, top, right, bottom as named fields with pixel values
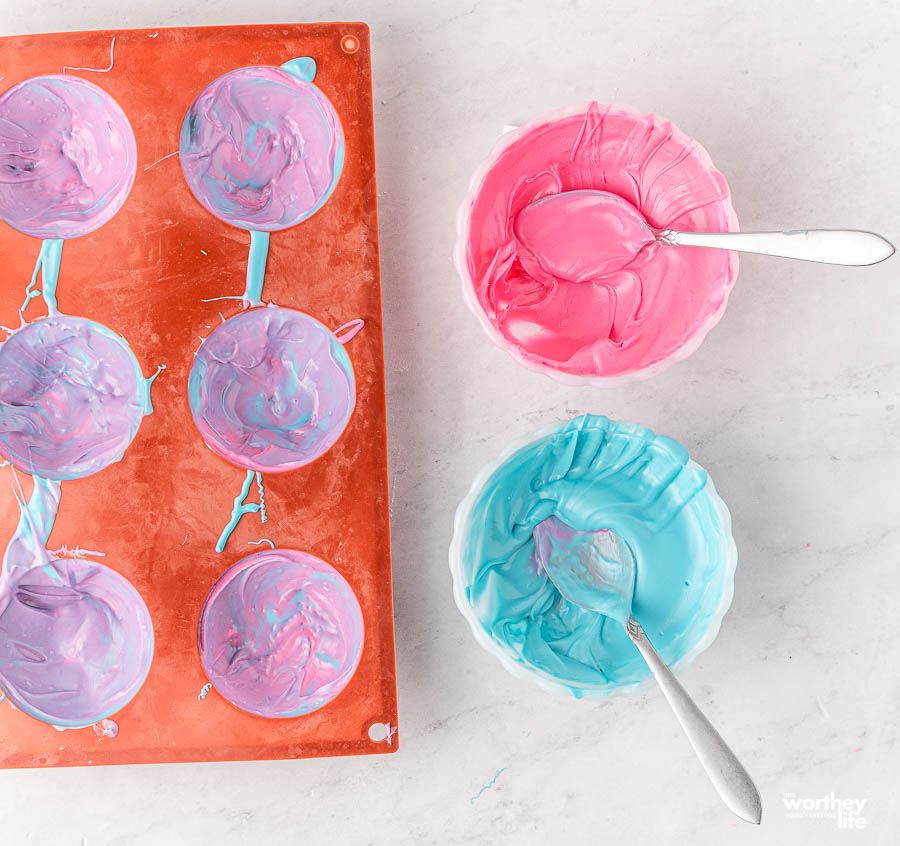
left=449, top=418, right=738, bottom=698
left=454, top=102, right=740, bottom=387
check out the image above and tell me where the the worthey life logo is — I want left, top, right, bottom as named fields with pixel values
left=783, top=792, right=868, bottom=829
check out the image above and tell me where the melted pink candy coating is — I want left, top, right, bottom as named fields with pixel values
left=198, top=549, right=364, bottom=718
left=459, top=102, right=739, bottom=381
left=179, top=65, right=343, bottom=231
left=514, top=190, right=654, bottom=281
left=0, top=75, right=137, bottom=239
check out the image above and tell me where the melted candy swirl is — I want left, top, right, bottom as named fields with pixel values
left=198, top=548, right=364, bottom=718
left=188, top=306, right=355, bottom=473
left=0, top=316, right=148, bottom=481
left=0, top=75, right=137, bottom=240
left=0, top=477, right=154, bottom=726
left=179, top=64, right=344, bottom=231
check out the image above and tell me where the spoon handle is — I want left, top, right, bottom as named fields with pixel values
left=655, top=228, right=895, bottom=265
left=626, top=617, right=763, bottom=825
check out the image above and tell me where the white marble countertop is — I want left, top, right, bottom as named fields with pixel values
left=1, top=1, right=899, bottom=843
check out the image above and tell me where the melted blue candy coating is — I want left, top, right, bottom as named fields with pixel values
left=458, top=415, right=733, bottom=695
left=244, top=230, right=270, bottom=307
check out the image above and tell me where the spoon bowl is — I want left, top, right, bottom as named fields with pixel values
left=531, top=515, right=635, bottom=620
left=513, top=190, right=653, bottom=280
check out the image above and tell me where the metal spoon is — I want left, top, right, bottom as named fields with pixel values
left=533, top=516, right=763, bottom=825
left=516, top=189, right=895, bottom=269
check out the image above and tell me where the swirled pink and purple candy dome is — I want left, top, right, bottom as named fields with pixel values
left=0, top=75, right=137, bottom=240
left=188, top=306, right=355, bottom=473
left=0, top=554, right=154, bottom=726
left=179, top=63, right=344, bottom=231
left=198, top=548, right=364, bottom=718
left=0, top=316, right=148, bottom=480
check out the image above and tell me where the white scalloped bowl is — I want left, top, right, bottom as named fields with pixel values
left=449, top=417, right=738, bottom=698
left=454, top=102, right=740, bottom=387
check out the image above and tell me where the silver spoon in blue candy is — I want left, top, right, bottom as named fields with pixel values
left=533, top=515, right=762, bottom=825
